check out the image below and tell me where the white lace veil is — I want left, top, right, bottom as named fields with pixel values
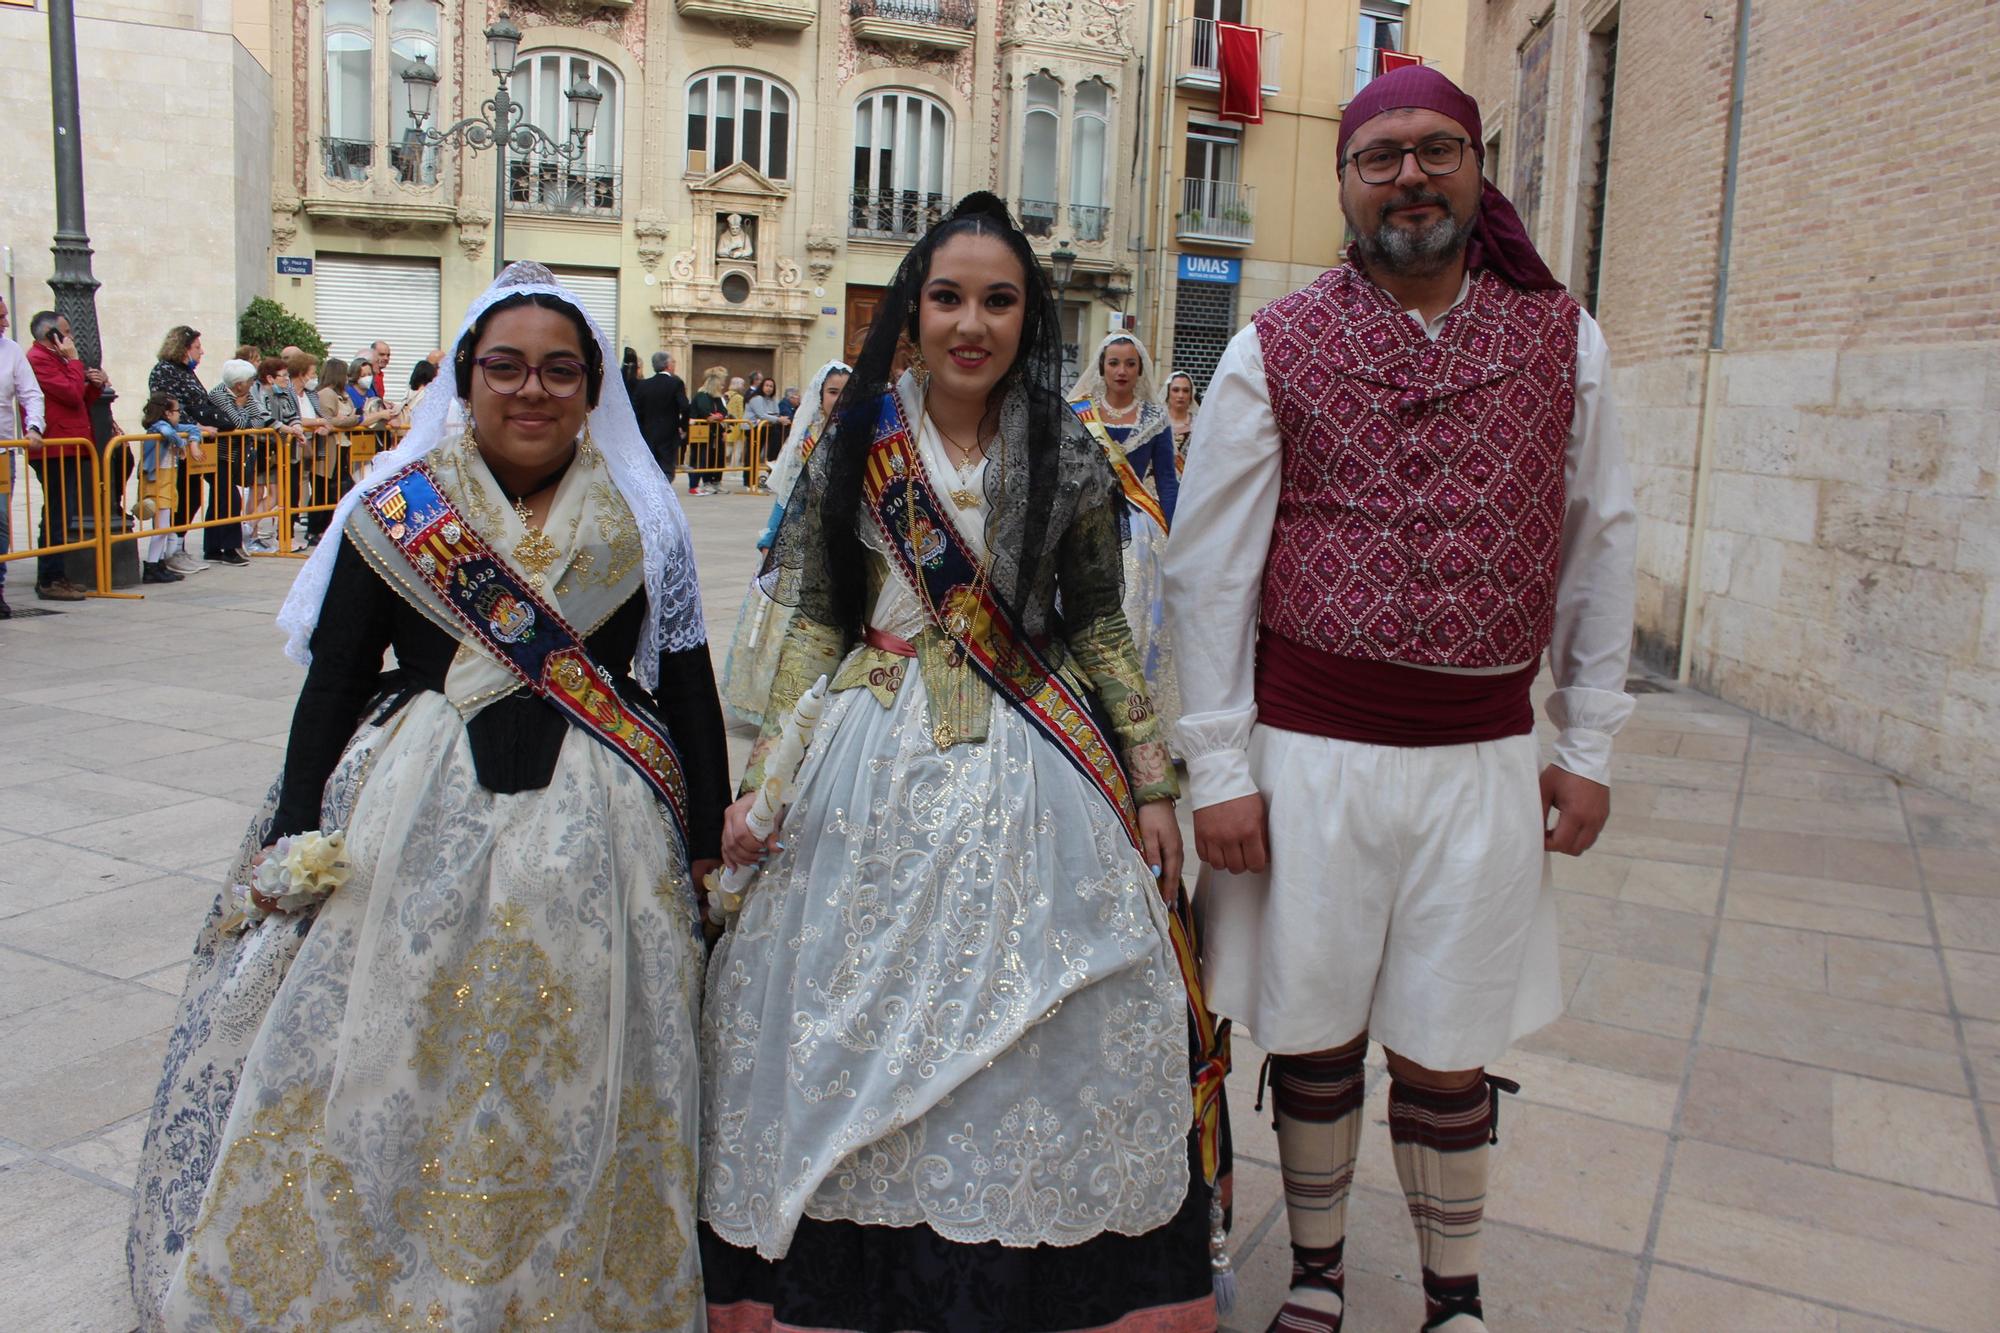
left=1158, top=368, right=1200, bottom=413
left=1066, top=330, right=1160, bottom=405
left=276, top=261, right=705, bottom=688
left=762, top=359, right=850, bottom=503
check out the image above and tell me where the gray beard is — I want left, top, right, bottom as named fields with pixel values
left=1355, top=208, right=1473, bottom=277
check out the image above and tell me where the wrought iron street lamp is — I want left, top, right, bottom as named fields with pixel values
left=400, top=14, right=603, bottom=277
left=1048, top=241, right=1078, bottom=299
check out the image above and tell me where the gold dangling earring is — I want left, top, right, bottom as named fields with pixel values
left=577, top=426, right=598, bottom=465
left=897, top=331, right=930, bottom=390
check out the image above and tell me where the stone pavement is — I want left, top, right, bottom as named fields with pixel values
left=1, top=492, right=1997, bottom=1331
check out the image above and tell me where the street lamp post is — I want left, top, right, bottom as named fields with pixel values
left=45, top=0, right=116, bottom=440
left=400, top=13, right=603, bottom=278
left=1048, top=240, right=1078, bottom=384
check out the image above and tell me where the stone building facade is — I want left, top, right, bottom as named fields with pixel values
left=1460, top=0, right=2000, bottom=805
left=0, top=0, right=273, bottom=408
left=1132, top=0, right=1467, bottom=395
left=263, top=0, right=1151, bottom=394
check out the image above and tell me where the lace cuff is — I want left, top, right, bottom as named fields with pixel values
left=1127, top=739, right=1178, bottom=806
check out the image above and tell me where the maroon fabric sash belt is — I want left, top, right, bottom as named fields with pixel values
left=1254, top=626, right=1536, bottom=747
left=864, top=625, right=918, bottom=658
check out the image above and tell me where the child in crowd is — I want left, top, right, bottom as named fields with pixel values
left=138, top=391, right=202, bottom=583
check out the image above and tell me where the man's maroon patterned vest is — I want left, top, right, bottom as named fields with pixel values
left=1254, top=265, right=1580, bottom=669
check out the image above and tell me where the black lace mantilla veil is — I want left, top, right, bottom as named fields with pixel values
left=762, top=191, right=1125, bottom=641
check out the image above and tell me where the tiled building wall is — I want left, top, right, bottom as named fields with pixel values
left=1462, top=0, right=2000, bottom=806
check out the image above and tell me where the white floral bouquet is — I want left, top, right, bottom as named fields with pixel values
left=229, top=829, right=350, bottom=928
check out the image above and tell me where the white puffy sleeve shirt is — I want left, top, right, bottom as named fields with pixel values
left=1163, top=298, right=1638, bottom=810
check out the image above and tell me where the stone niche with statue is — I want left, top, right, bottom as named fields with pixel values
left=654, top=161, right=817, bottom=389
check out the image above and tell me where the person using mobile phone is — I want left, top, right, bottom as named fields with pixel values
left=23, top=309, right=103, bottom=600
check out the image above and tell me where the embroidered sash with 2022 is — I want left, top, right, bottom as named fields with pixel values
left=360, top=460, right=690, bottom=850
left=862, top=393, right=1230, bottom=1179
left=1069, top=399, right=1170, bottom=532
left=863, top=391, right=1141, bottom=847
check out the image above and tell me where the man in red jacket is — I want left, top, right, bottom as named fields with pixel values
left=25, top=309, right=107, bottom=601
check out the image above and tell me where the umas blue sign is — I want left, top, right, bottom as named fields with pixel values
left=1177, top=255, right=1240, bottom=285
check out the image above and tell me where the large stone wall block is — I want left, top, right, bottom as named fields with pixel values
left=1953, top=502, right=2000, bottom=578
left=1818, top=483, right=1911, bottom=562
left=1835, top=634, right=1952, bottom=730
left=1836, top=347, right=1993, bottom=413
left=1712, top=406, right=1806, bottom=477
left=1901, top=496, right=1973, bottom=573
left=1621, top=404, right=1702, bottom=470
left=1833, top=559, right=1983, bottom=662
left=1711, top=473, right=1820, bottom=543
left=1614, top=356, right=1707, bottom=408
left=1722, top=351, right=1837, bottom=409
left=1727, top=535, right=1788, bottom=609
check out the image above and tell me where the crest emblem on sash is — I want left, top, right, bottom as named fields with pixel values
left=910, top=512, right=946, bottom=567
left=475, top=583, right=536, bottom=643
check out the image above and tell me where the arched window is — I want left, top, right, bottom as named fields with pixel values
left=685, top=71, right=795, bottom=180
left=1069, top=79, right=1111, bottom=241
left=322, top=0, right=373, bottom=180
left=508, top=50, right=623, bottom=217
left=851, top=90, right=953, bottom=240
left=1019, top=74, right=1060, bottom=238
left=387, top=0, right=440, bottom=184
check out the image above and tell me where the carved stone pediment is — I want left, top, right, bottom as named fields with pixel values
left=536, top=0, right=634, bottom=15
left=690, top=160, right=789, bottom=203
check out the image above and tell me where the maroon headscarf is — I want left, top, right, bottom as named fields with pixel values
left=1336, top=64, right=1562, bottom=292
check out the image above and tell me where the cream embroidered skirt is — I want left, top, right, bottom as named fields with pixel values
left=700, top=665, right=1194, bottom=1264
left=129, top=693, right=707, bottom=1331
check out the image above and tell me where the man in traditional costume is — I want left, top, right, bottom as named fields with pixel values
left=1164, top=66, right=1636, bottom=1333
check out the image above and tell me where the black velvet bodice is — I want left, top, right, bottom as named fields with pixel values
left=272, top=537, right=729, bottom=859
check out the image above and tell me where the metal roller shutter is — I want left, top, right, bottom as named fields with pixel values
left=312, top=255, right=442, bottom=383
left=548, top=267, right=620, bottom=348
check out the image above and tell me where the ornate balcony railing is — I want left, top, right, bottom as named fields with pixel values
left=1019, top=198, right=1058, bottom=239
left=322, top=137, right=374, bottom=182
left=1177, top=178, right=1255, bottom=246
left=1173, top=18, right=1283, bottom=95
left=849, top=187, right=947, bottom=241
left=387, top=138, right=440, bottom=186
left=1068, top=203, right=1110, bottom=244
left=675, top=0, right=816, bottom=32
left=507, top=149, right=622, bottom=219
left=1341, top=47, right=1430, bottom=105
left=850, top=0, right=977, bottom=53
left=850, top=0, right=975, bottom=25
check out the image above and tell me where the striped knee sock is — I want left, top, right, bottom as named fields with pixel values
left=1388, top=1074, right=1517, bottom=1331
left=1266, top=1043, right=1366, bottom=1332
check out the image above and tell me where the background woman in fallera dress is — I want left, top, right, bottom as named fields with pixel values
left=128, top=262, right=727, bottom=1332
left=698, top=193, right=1215, bottom=1333
left=1070, top=332, right=1184, bottom=743
left=718, top=357, right=850, bottom=727
left=1162, top=368, right=1200, bottom=473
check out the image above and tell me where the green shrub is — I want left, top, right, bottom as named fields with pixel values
left=238, top=297, right=328, bottom=359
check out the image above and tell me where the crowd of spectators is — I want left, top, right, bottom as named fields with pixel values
left=0, top=322, right=801, bottom=614
left=638, top=354, right=794, bottom=497
left=0, top=315, right=444, bottom=611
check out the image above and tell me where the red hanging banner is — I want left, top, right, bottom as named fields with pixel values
left=1378, top=49, right=1426, bottom=76
left=1217, top=22, right=1264, bottom=125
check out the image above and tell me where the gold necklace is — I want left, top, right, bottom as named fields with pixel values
left=512, top=496, right=563, bottom=590
left=933, top=420, right=988, bottom=509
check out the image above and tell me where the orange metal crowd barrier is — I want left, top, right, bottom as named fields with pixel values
left=0, top=437, right=104, bottom=592
left=0, top=422, right=427, bottom=604
left=683, top=417, right=781, bottom=490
